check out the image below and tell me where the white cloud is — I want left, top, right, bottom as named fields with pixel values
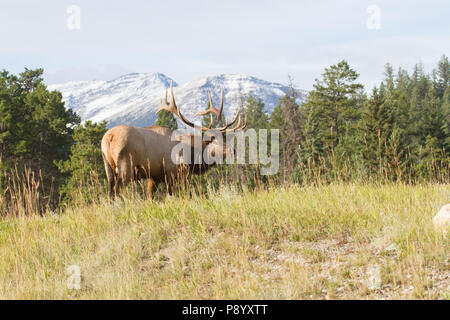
left=0, top=0, right=448, bottom=89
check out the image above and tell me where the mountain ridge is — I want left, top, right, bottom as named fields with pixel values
left=48, top=73, right=307, bottom=128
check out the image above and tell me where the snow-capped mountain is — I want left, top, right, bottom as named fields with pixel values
left=48, top=73, right=307, bottom=128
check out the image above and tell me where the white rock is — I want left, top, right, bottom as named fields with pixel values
left=366, top=264, right=382, bottom=290
left=385, top=243, right=398, bottom=253
left=433, top=204, right=450, bottom=236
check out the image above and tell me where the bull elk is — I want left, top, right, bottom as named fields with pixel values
left=101, top=83, right=247, bottom=198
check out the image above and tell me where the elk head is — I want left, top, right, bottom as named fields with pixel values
left=157, top=82, right=247, bottom=166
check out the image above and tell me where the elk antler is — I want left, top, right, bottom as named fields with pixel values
left=158, top=83, right=246, bottom=133
left=157, top=81, right=199, bottom=129
left=195, top=88, right=224, bottom=126
left=216, top=109, right=240, bottom=131
left=222, top=113, right=248, bottom=133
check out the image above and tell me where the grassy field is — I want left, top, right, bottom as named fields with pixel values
left=0, top=183, right=448, bottom=299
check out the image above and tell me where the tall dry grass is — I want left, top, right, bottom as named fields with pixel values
left=0, top=182, right=448, bottom=299
left=0, top=166, right=55, bottom=216
left=1, top=150, right=449, bottom=217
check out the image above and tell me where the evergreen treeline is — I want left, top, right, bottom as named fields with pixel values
left=0, top=69, right=107, bottom=209
left=266, top=57, right=449, bottom=183
left=0, top=56, right=448, bottom=212
left=0, top=69, right=79, bottom=180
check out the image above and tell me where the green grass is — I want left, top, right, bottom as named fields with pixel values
left=0, top=183, right=448, bottom=299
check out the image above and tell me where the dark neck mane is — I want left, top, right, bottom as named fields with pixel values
left=187, top=139, right=217, bottom=174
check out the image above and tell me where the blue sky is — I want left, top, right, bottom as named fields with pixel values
left=0, top=0, right=449, bottom=90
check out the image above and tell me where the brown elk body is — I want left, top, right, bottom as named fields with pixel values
left=101, top=84, right=246, bottom=198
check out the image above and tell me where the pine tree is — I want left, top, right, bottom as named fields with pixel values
left=408, top=63, right=432, bottom=148
left=386, top=127, right=407, bottom=180
left=269, top=103, right=284, bottom=130
left=0, top=69, right=80, bottom=182
left=265, top=100, right=286, bottom=179
left=279, top=86, right=302, bottom=177
left=300, top=107, right=321, bottom=164
left=383, top=63, right=395, bottom=92
left=420, top=86, right=446, bottom=148
left=244, top=94, right=268, bottom=130
left=301, top=60, right=364, bottom=155
left=436, top=55, right=449, bottom=98
left=156, top=109, right=178, bottom=130
left=416, top=135, right=445, bottom=180
left=361, top=87, right=393, bottom=174
left=56, top=121, right=108, bottom=202
left=442, top=87, right=450, bottom=150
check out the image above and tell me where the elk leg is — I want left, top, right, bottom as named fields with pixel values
left=166, top=175, right=176, bottom=195
left=116, top=152, right=132, bottom=195
left=108, top=176, right=116, bottom=199
left=168, top=182, right=174, bottom=196
left=147, top=177, right=156, bottom=198
left=102, top=152, right=116, bottom=199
